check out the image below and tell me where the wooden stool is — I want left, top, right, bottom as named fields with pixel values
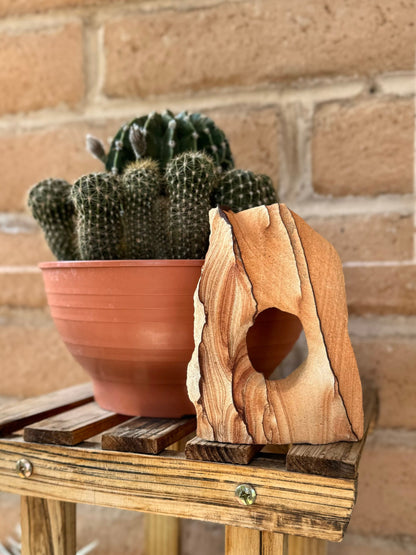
left=0, top=383, right=377, bottom=555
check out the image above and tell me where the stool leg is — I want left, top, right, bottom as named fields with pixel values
left=144, top=514, right=180, bottom=555
left=143, top=437, right=186, bottom=555
left=21, top=496, right=76, bottom=555
left=288, top=535, right=327, bottom=555
left=225, top=526, right=288, bottom=555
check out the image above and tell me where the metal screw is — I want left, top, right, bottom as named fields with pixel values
left=16, top=458, right=33, bottom=478
left=235, top=483, right=256, bottom=506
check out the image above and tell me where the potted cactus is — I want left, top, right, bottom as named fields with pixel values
left=27, top=110, right=279, bottom=417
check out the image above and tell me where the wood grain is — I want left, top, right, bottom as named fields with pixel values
left=23, top=402, right=129, bottom=446
left=226, top=526, right=260, bottom=555
left=0, top=437, right=356, bottom=541
left=286, top=386, right=378, bottom=478
left=0, top=383, right=93, bottom=437
left=225, top=527, right=289, bottom=555
left=144, top=514, right=180, bottom=555
left=21, top=496, right=76, bottom=555
left=188, top=205, right=364, bottom=445
left=102, top=416, right=196, bottom=454
left=262, top=532, right=288, bottom=555
left=185, top=436, right=263, bottom=464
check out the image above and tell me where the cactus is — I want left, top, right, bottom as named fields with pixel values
left=152, top=194, right=171, bottom=259
left=213, top=169, right=278, bottom=212
left=166, top=152, right=217, bottom=259
left=27, top=178, right=78, bottom=261
left=71, top=173, right=125, bottom=260
left=122, top=160, right=162, bottom=259
left=100, top=111, right=234, bottom=175
left=29, top=112, right=280, bottom=262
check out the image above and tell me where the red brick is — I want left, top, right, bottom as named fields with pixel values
left=0, top=23, right=84, bottom=115
left=306, top=214, right=413, bottom=263
left=0, top=308, right=85, bottom=398
left=104, top=0, right=414, bottom=98
left=345, top=264, right=416, bottom=315
left=351, top=335, right=416, bottom=429
left=0, top=269, right=46, bottom=307
left=0, top=0, right=127, bottom=17
left=329, top=533, right=416, bottom=555
left=0, top=119, right=125, bottom=211
left=348, top=430, right=416, bottom=537
left=209, top=108, right=280, bottom=187
left=0, top=229, right=53, bottom=266
left=312, top=98, right=414, bottom=196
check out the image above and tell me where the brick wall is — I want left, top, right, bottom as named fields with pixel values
left=0, top=1, right=414, bottom=553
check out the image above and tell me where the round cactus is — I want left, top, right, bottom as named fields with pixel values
left=166, top=152, right=217, bottom=259
left=27, top=178, right=78, bottom=261
left=213, top=169, right=278, bottom=212
left=71, top=173, right=125, bottom=260
left=104, top=110, right=234, bottom=175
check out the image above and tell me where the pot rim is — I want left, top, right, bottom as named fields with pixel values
left=39, top=259, right=204, bottom=269
left=38, top=258, right=205, bottom=270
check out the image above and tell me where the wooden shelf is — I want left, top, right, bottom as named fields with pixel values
left=0, top=383, right=378, bottom=554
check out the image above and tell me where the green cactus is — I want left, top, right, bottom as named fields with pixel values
left=27, top=178, right=78, bottom=261
left=166, top=152, right=217, bottom=259
left=71, top=173, right=125, bottom=260
left=29, top=112, right=280, bottom=262
left=100, top=111, right=234, bottom=175
left=213, top=169, right=278, bottom=212
left=122, top=160, right=162, bottom=259
left=152, top=194, right=171, bottom=259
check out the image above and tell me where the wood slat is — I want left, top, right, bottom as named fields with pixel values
left=23, top=402, right=129, bottom=446
left=0, top=437, right=356, bottom=541
left=0, top=383, right=94, bottom=437
left=286, top=386, right=378, bottom=479
left=102, top=416, right=196, bottom=454
left=185, top=436, right=264, bottom=464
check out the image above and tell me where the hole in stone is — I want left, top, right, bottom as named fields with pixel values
left=246, top=307, right=308, bottom=380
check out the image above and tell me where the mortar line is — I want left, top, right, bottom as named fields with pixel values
left=82, top=18, right=102, bottom=107
left=0, top=80, right=371, bottom=133
left=0, top=0, right=249, bottom=28
left=413, top=56, right=416, bottom=262
left=1, top=75, right=413, bottom=133
left=343, top=260, right=415, bottom=268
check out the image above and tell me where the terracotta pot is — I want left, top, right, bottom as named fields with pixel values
left=40, top=260, right=202, bottom=417
left=40, top=260, right=302, bottom=417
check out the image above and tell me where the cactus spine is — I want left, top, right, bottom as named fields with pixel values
left=104, top=111, right=234, bottom=175
left=152, top=195, right=171, bottom=259
left=213, top=169, right=278, bottom=212
left=27, top=178, right=78, bottom=261
left=166, top=152, right=217, bottom=259
left=71, top=173, right=125, bottom=260
left=28, top=111, right=280, bottom=262
left=122, top=160, right=161, bottom=259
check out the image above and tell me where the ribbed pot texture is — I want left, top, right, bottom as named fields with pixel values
left=40, top=260, right=302, bottom=417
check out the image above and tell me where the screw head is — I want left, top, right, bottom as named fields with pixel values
left=235, top=483, right=256, bottom=506
left=16, top=458, right=33, bottom=478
